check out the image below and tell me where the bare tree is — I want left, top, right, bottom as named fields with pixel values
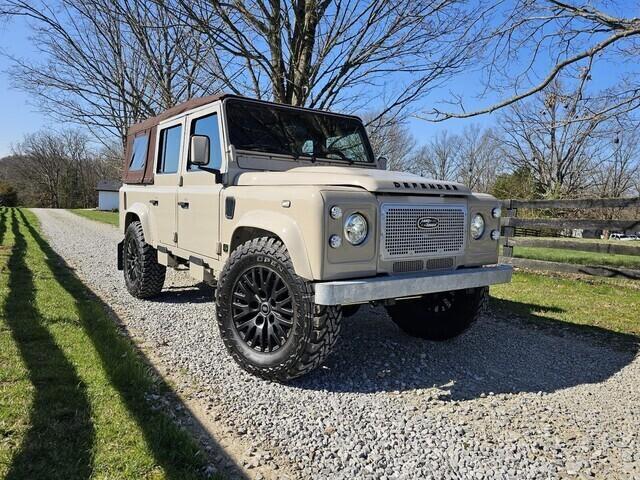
left=457, top=125, right=503, bottom=192
left=7, top=130, right=108, bottom=208
left=167, top=0, right=487, bottom=124
left=411, top=130, right=461, bottom=181
left=496, top=81, right=608, bottom=197
left=423, top=1, right=640, bottom=122
left=593, top=124, right=640, bottom=198
left=1, top=0, right=217, bottom=144
left=365, top=117, right=416, bottom=171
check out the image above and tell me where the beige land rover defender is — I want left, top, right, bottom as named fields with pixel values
left=118, top=94, right=512, bottom=381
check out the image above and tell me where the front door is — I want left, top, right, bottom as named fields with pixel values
left=153, top=118, right=185, bottom=247
left=177, top=105, right=224, bottom=260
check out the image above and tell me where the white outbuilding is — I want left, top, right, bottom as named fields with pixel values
left=96, top=180, right=121, bottom=211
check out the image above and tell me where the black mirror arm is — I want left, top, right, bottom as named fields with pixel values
left=197, top=166, right=222, bottom=182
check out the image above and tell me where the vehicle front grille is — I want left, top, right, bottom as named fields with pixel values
left=426, top=257, right=454, bottom=270
left=392, top=260, right=424, bottom=273
left=381, top=204, right=466, bottom=259
left=392, top=257, right=454, bottom=273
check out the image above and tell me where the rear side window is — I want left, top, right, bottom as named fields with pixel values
left=157, top=124, right=182, bottom=174
left=129, top=134, right=148, bottom=171
left=189, top=113, right=223, bottom=171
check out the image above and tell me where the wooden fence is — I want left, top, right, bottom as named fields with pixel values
left=499, top=196, right=640, bottom=280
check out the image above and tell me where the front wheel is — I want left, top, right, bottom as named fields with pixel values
left=385, top=287, right=488, bottom=340
left=215, top=237, right=342, bottom=381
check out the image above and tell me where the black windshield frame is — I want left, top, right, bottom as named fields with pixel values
left=224, top=98, right=375, bottom=164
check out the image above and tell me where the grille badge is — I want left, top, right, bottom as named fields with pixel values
left=416, top=217, right=439, bottom=229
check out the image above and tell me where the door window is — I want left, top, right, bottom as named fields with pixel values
left=188, top=113, right=222, bottom=171
left=157, top=124, right=182, bottom=174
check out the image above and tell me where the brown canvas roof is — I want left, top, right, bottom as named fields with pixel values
left=127, top=93, right=230, bottom=136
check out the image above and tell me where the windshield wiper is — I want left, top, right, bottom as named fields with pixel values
left=319, top=148, right=354, bottom=164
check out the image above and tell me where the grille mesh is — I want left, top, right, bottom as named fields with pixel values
left=392, top=260, right=424, bottom=273
left=426, top=257, right=454, bottom=270
left=382, top=205, right=466, bottom=258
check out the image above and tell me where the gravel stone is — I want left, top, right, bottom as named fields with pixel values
left=33, top=209, right=640, bottom=480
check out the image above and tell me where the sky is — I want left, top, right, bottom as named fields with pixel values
left=0, top=8, right=635, bottom=159
left=0, top=14, right=491, bottom=158
left=0, top=18, right=46, bottom=157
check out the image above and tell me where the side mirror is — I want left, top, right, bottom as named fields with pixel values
left=378, top=156, right=388, bottom=170
left=190, top=135, right=210, bottom=166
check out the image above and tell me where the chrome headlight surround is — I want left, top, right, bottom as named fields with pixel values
left=470, top=213, right=485, bottom=240
left=344, top=213, right=368, bottom=245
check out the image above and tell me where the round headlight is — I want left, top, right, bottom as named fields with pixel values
left=330, top=206, right=343, bottom=219
left=344, top=213, right=368, bottom=245
left=492, top=207, right=502, bottom=218
left=470, top=214, right=485, bottom=240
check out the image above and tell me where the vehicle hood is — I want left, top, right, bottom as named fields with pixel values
left=235, top=166, right=470, bottom=195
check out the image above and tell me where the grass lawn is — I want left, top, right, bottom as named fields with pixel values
left=0, top=207, right=209, bottom=479
left=516, top=235, right=633, bottom=245
left=69, top=208, right=119, bottom=226
left=491, top=271, right=640, bottom=337
left=511, top=245, right=640, bottom=269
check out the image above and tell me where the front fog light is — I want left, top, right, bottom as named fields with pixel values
left=491, top=229, right=500, bottom=241
left=470, top=214, right=485, bottom=239
left=330, top=206, right=343, bottom=219
left=492, top=207, right=502, bottom=218
left=344, top=213, right=368, bottom=245
left=329, top=235, right=342, bottom=248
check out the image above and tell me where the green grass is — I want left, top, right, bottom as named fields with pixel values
left=491, top=271, right=640, bottom=337
left=0, top=207, right=209, bottom=479
left=511, top=245, right=640, bottom=269
left=69, top=208, right=119, bottom=226
left=517, top=235, right=632, bottom=245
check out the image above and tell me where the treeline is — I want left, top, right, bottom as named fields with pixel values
left=372, top=82, right=640, bottom=200
left=1, top=1, right=639, bottom=205
left=0, top=131, right=121, bottom=208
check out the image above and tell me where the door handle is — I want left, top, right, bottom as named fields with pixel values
left=149, top=199, right=158, bottom=206
left=178, top=201, right=189, bottom=209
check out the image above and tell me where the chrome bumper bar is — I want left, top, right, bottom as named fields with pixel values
left=313, top=264, right=513, bottom=306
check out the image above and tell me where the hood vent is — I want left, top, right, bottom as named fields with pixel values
left=393, top=181, right=458, bottom=192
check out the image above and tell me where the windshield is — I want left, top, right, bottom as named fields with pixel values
left=225, top=99, right=374, bottom=163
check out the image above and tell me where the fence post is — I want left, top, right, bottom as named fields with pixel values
left=502, top=199, right=515, bottom=257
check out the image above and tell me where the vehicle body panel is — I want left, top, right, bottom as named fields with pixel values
left=119, top=94, right=508, bottom=293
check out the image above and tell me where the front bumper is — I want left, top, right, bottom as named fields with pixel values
left=313, top=264, right=513, bottom=305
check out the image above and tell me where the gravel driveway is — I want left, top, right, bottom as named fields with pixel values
left=33, top=208, right=640, bottom=480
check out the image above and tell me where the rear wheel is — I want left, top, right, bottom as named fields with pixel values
left=216, top=237, right=342, bottom=381
left=385, top=287, right=488, bottom=340
left=123, top=220, right=166, bottom=298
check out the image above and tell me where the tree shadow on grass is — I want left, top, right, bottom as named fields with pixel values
left=12, top=209, right=246, bottom=479
left=2, top=208, right=95, bottom=480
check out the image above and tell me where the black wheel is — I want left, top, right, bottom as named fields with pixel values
left=216, top=237, right=341, bottom=381
left=123, top=220, right=166, bottom=299
left=385, top=287, right=488, bottom=340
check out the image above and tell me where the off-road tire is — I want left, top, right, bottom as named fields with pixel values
left=386, top=287, right=488, bottom=341
left=216, top=237, right=342, bottom=381
left=123, top=220, right=166, bottom=299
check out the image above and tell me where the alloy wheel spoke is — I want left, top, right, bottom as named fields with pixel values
left=231, top=266, right=293, bottom=353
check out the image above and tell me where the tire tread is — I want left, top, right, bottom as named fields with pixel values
left=216, top=236, right=341, bottom=381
